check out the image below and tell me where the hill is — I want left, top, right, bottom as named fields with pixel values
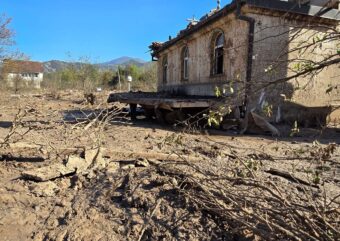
left=43, top=57, right=148, bottom=73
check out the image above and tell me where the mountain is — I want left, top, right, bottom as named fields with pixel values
left=43, top=57, right=148, bottom=73
left=101, top=56, right=147, bottom=66
left=43, top=60, right=77, bottom=73
left=96, top=56, right=147, bottom=70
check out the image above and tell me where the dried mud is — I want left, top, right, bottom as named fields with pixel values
left=0, top=91, right=339, bottom=241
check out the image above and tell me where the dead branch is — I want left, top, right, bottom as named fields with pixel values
left=265, top=168, right=319, bottom=188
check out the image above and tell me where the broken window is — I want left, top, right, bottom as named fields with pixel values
left=214, top=33, right=224, bottom=75
left=162, top=56, right=168, bottom=83
left=182, top=46, right=189, bottom=81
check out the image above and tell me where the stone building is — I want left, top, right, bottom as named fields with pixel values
left=2, top=60, right=44, bottom=89
left=150, top=0, right=340, bottom=124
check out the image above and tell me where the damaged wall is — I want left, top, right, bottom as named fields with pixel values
left=157, top=13, right=248, bottom=102
left=245, top=8, right=339, bottom=124
left=155, top=3, right=339, bottom=124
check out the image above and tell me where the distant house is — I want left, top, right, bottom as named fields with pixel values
left=2, top=60, right=44, bottom=89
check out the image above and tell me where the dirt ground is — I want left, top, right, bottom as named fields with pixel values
left=0, top=90, right=339, bottom=241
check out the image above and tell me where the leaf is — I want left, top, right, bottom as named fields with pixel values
left=215, top=86, right=222, bottom=97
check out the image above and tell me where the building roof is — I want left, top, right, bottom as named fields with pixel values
left=150, top=0, right=340, bottom=57
left=2, top=60, right=44, bottom=74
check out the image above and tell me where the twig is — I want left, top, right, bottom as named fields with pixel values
left=136, top=199, right=162, bottom=241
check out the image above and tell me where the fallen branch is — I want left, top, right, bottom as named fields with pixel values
left=265, top=168, right=319, bottom=188
left=105, top=150, right=205, bottom=163
left=136, top=199, right=162, bottom=241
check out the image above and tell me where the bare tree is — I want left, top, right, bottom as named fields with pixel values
left=0, top=14, right=15, bottom=60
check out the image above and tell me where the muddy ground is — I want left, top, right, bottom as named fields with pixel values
left=0, top=91, right=339, bottom=241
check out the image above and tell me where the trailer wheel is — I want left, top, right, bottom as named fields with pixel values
left=155, top=107, right=165, bottom=124
left=165, top=110, right=186, bottom=125
left=144, top=108, right=155, bottom=120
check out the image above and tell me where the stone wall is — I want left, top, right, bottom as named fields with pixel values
left=157, top=13, right=248, bottom=101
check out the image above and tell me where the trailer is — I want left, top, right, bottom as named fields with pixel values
left=107, top=92, right=224, bottom=124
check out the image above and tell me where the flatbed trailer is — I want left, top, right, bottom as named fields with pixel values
left=107, top=92, right=223, bottom=123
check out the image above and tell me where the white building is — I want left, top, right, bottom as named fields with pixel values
left=3, top=60, right=44, bottom=89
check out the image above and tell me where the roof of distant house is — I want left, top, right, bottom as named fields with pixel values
left=2, top=60, right=44, bottom=74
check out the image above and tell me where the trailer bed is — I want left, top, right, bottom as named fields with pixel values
left=108, top=92, right=220, bottom=109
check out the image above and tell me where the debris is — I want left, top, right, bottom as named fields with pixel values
left=22, top=163, right=75, bottom=182
left=84, top=93, right=96, bottom=105
left=85, top=148, right=106, bottom=170
left=10, top=94, right=21, bottom=98
left=137, top=199, right=162, bottom=241
left=9, top=142, right=41, bottom=149
left=22, top=148, right=106, bottom=181
left=66, top=155, right=91, bottom=173
left=265, top=168, right=319, bottom=188
left=135, top=158, right=149, bottom=167
left=106, top=150, right=204, bottom=163
left=121, top=164, right=136, bottom=170
left=106, top=162, right=120, bottom=174
left=242, top=111, right=280, bottom=136
left=29, top=181, right=59, bottom=197
left=0, top=153, right=45, bottom=163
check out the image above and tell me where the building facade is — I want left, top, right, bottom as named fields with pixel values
left=3, top=60, right=44, bottom=89
left=150, top=0, right=340, bottom=124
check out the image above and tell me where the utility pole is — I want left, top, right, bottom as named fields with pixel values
left=117, top=66, right=122, bottom=91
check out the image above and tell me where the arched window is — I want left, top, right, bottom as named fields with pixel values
left=182, top=46, right=189, bottom=81
left=162, top=56, right=168, bottom=83
left=214, top=32, right=224, bottom=75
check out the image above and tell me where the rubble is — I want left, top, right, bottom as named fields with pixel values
left=21, top=163, right=75, bottom=182
left=29, top=181, right=60, bottom=197
left=22, top=148, right=107, bottom=181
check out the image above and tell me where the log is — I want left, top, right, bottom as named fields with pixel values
left=251, top=112, right=280, bottom=136
left=1, top=143, right=204, bottom=164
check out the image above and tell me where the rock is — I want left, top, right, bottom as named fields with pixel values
left=30, top=181, right=59, bottom=197
left=85, top=148, right=106, bottom=170
left=106, top=162, right=120, bottom=174
left=135, top=158, right=149, bottom=167
left=66, top=155, right=91, bottom=173
left=22, top=148, right=107, bottom=182
left=22, top=163, right=75, bottom=182
left=121, top=164, right=135, bottom=170
left=147, top=159, right=162, bottom=166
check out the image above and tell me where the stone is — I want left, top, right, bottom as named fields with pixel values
left=135, top=158, right=149, bottom=167
left=66, top=155, right=91, bottom=173
left=22, top=163, right=75, bottom=182
left=85, top=148, right=106, bottom=170
left=29, top=181, right=59, bottom=197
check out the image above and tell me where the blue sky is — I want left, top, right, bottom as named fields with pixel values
left=2, top=0, right=230, bottom=63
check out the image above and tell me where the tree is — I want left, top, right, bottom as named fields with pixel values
left=0, top=14, right=14, bottom=86
left=0, top=14, right=14, bottom=60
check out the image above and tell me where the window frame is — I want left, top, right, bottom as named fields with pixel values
left=214, top=33, right=224, bottom=75
left=182, top=46, right=189, bottom=81
left=162, top=56, right=168, bottom=84
left=212, top=32, right=225, bottom=76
